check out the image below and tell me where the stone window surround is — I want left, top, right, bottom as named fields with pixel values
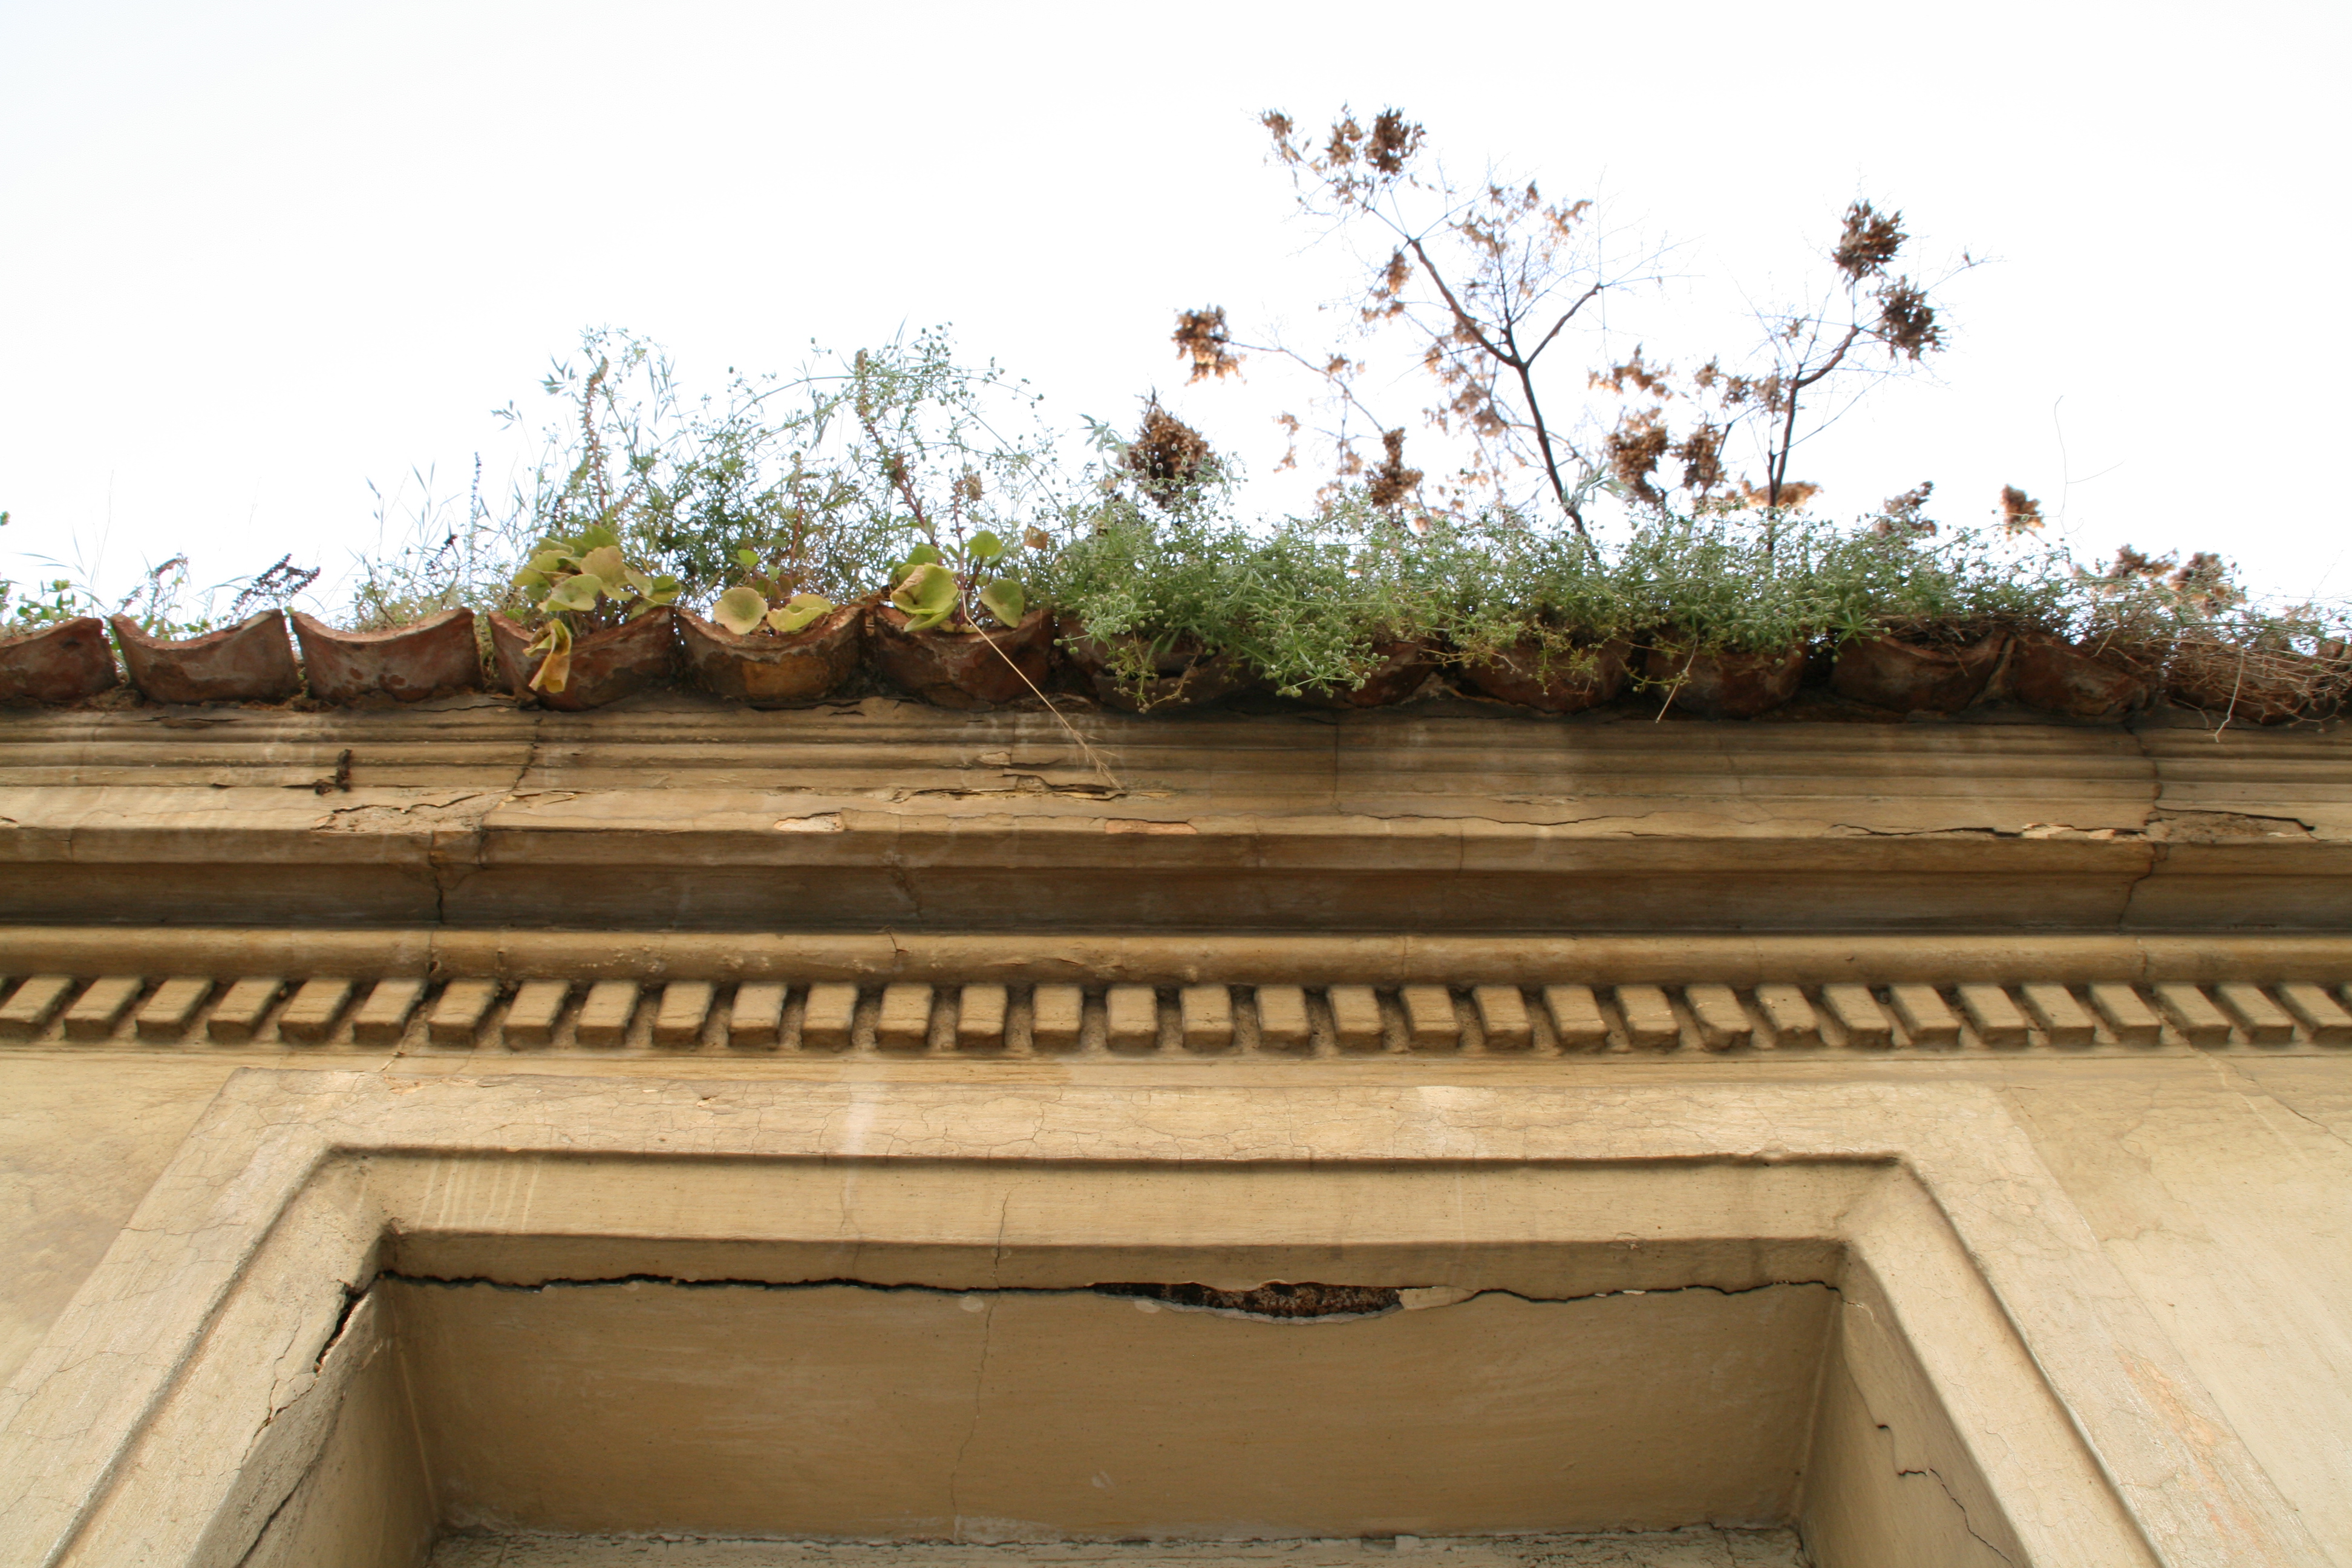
left=0, top=1070, right=2317, bottom=1566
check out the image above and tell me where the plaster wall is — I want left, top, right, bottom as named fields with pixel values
left=0, top=1073, right=2256, bottom=1567
left=4, top=699, right=2350, bottom=934
left=2, top=1048, right=2350, bottom=1565
left=4, top=708, right=2350, bottom=1563
left=237, top=1295, right=436, bottom=1568
left=391, top=1275, right=1837, bottom=1540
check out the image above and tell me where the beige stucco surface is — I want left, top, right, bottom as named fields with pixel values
left=423, top=1532, right=1808, bottom=1566
left=422, top=1532, right=1808, bottom=1566
left=0, top=1050, right=2348, bottom=1562
left=2, top=696, right=2348, bottom=932
left=0, top=1057, right=249, bottom=1389
left=399, top=1281, right=1834, bottom=1539
left=3, top=706, right=2350, bottom=1563
left=0, top=1061, right=2331, bottom=1566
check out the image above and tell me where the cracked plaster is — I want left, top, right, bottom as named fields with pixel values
left=5, top=701, right=2349, bottom=930
left=0, top=1069, right=2327, bottom=1566
left=3, top=702, right=2351, bottom=1563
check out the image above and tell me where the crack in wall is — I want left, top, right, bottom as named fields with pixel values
left=2115, top=841, right=2164, bottom=932
left=1828, top=809, right=2314, bottom=844
left=2207, top=1053, right=2352, bottom=1152
left=428, top=722, right=545, bottom=940
left=1893, top=1459, right=2016, bottom=1564
left=310, top=1281, right=368, bottom=1374
left=1097, top=1281, right=1403, bottom=1318
left=238, top=1314, right=393, bottom=1568
left=893, top=774, right=1126, bottom=803
left=886, top=860, right=926, bottom=923
left=229, top=1465, right=307, bottom=1568
left=368, top=1270, right=1838, bottom=1323
left=947, top=1293, right=996, bottom=1536
left=946, top=1191, right=1015, bottom=1535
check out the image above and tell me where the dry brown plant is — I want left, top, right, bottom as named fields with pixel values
left=1175, top=308, right=1241, bottom=384
left=1594, top=200, right=1973, bottom=526
left=2169, top=550, right=2243, bottom=612
left=1174, top=105, right=1663, bottom=549
left=1872, top=482, right=1937, bottom=538
left=1999, top=485, right=2045, bottom=534
left=1125, top=399, right=1219, bottom=509
left=1364, top=428, right=1423, bottom=510
left=1603, top=407, right=1671, bottom=508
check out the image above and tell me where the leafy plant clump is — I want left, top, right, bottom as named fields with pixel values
left=507, top=524, right=681, bottom=692
left=345, top=327, right=916, bottom=638
left=1419, top=508, right=1633, bottom=676
left=1240, top=509, right=1446, bottom=693
left=887, top=526, right=1031, bottom=633
left=1047, top=407, right=1445, bottom=700
left=710, top=567, right=835, bottom=639
left=842, top=333, right=1062, bottom=634
left=518, top=330, right=900, bottom=610
left=1050, top=502, right=1447, bottom=699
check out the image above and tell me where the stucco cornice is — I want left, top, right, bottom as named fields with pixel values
left=1, top=696, right=2346, bottom=933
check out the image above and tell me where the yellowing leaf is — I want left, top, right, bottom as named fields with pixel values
left=979, top=577, right=1025, bottom=626
left=544, top=574, right=603, bottom=612
left=768, top=593, right=834, bottom=635
left=713, top=585, right=768, bottom=635
left=525, top=618, right=573, bottom=694
left=580, top=546, right=630, bottom=589
left=892, top=561, right=958, bottom=618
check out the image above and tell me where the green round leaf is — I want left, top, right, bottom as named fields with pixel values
left=978, top=577, right=1025, bottom=626
left=892, top=562, right=958, bottom=618
left=545, top=573, right=603, bottom=612
left=580, top=546, right=630, bottom=590
left=768, top=593, right=834, bottom=635
left=969, top=531, right=1006, bottom=561
left=713, top=585, right=768, bottom=635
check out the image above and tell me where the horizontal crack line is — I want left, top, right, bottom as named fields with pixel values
left=370, top=1270, right=1837, bottom=1321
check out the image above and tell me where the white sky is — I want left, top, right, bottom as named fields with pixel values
left=2, top=0, right=2345, bottom=612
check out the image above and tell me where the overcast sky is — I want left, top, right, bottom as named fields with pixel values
left=2, top=1, right=2344, bottom=613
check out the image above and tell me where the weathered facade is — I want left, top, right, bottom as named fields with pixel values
left=1, top=695, right=2348, bottom=1565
